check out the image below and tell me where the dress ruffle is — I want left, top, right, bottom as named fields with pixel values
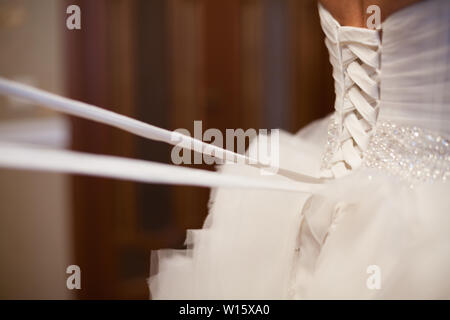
left=149, top=117, right=450, bottom=299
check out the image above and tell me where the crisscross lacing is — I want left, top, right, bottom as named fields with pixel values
left=319, top=5, right=381, bottom=178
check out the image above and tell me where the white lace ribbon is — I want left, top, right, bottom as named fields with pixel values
left=0, top=142, right=321, bottom=192
left=319, top=4, right=381, bottom=178
left=0, top=77, right=324, bottom=191
left=0, top=77, right=248, bottom=164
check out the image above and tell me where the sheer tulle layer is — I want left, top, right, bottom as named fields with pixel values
left=294, top=172, right=450, bottom=299
left=149, top=120, right=450, bottom=299
left=149, top=127, right=326, bottom=299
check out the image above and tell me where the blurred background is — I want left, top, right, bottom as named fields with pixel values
left=0, top=0, right=333, bottom=299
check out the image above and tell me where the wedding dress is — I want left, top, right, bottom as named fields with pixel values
left=149, top=0, right=450, bottom=299
left=0, top=0, right=449, bottom=300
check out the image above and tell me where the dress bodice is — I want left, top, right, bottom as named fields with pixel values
left=379, top=0, right=450, bottom=135
left=319, top=0, right=450, bottom=183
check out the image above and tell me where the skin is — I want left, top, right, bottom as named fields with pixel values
left=318, top=0, right=424, bottom=27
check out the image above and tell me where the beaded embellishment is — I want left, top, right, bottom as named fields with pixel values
left=363, top=121, right=450, bottom=183
left=321, top=116, right=340, bottom=171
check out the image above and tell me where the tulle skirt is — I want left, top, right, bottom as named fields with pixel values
left=149, top=117, right=450, bottom=299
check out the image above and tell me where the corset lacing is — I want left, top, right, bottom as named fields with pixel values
left=319, top=6, right=381, bottom=178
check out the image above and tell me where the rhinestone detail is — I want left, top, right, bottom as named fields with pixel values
left=363, top=121, right=450, bottom=183
left=321, top=116, right=340, bottom=171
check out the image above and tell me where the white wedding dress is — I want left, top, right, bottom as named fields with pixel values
left=0, top=0, right=448, bottom=300
left=149, top=0, right=450, bottom=299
